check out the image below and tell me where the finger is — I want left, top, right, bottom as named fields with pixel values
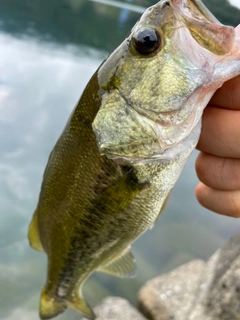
left=195, top=153, right=240, bottom=191
left=195, top=183, right=240, bottom=217
left=236, top=25, right=240, bottom=34
left=196, top=106, right=240, bottom=158
left=210, top=75, right=240, bottom=110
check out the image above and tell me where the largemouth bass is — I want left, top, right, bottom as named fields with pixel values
left=28, top=0, right=240, bottom=319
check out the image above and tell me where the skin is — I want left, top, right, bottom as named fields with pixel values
left=195, top=74, right=240, bottom=217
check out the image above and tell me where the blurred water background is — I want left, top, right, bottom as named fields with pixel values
left=0, top=0, right=240, bottom=319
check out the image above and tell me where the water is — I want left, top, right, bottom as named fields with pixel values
left=229, top=0, right=240, bottom=9
left=0, top=1, right=240, bottom=319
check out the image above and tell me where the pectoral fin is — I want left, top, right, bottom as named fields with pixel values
left=28, top=209, right=44, bottom=252
left=98, top=246, right=137, bottom=278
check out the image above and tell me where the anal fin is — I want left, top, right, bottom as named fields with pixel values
left=98, top=246, right=137, bottom=278
left=28, top=209, right=44, bottom=252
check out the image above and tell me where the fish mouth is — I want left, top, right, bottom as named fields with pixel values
left=169, top=0, right=235, bottom=55
left=144, top=0, right=220, bottom=24
left=189, top=0, right=219, bottom=23
left=139, top=0, right=235, bottom=55
left=174, top=0, right=220, bottom=24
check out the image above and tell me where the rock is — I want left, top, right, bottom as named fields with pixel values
left=138, top=230, right=240, bottom=320
left=138, top=260, right=206, bottom=320
left=189, top=230, right=240, bottom=320
left=82, top=297, right=147, bottom=320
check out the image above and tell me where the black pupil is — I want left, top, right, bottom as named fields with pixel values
left=134, top=28, right=160, bottom=55
left=142, top=34, right=156, bottom=48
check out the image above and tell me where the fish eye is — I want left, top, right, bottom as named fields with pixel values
left=132, top=28, right=161, bottom=56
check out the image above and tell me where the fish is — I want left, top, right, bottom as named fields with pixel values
left=28, top=0, right=240, bottom=319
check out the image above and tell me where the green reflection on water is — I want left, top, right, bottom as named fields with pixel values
left=0, top=0, right=239, bottom=52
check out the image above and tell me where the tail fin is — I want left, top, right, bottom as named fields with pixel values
left=69, top=293, right=95, bottom=320
left=39, top=289, right=95, bottom=320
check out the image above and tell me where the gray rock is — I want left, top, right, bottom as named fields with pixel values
left=138, top=230, right=240, bottom=320
left=189, top=230, right=240, bottom=320
left=138, top=260, right=206, bottom=320
left=82, top=297, right=147, bottom=320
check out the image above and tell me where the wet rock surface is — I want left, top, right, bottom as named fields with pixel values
left=189, top=229, right=240, bottom=320
left=138, top=260, right=206, bottom=320
left=82, top=297, right=147, bottom=320
left=138, top=230, right=240, bottom=320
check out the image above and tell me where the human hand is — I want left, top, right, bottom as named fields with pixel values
left=195, top=74, right=240, bottom=217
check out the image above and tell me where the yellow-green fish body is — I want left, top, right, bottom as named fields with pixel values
left=28, top=0, right=240, bottom=319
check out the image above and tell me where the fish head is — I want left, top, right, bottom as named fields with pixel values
left=92, top=0, right=236, bottom=163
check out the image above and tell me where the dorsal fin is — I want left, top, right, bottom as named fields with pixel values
left=98, top=247, right=137, bottom=278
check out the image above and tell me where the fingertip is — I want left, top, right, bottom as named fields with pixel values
left=195, top=152, right=206, bottom=182
left=194, top=182, right=206, bottom=207
left=195, top=184, right=240, bottom=218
